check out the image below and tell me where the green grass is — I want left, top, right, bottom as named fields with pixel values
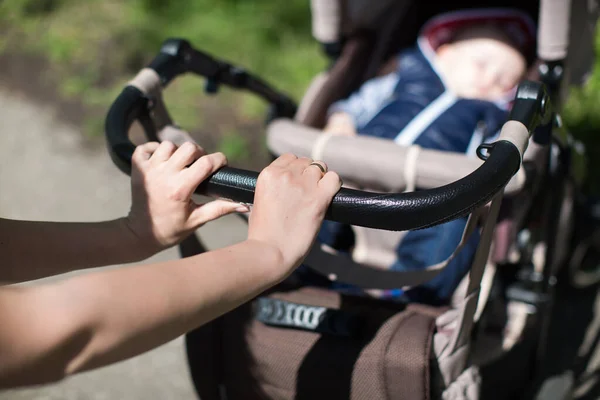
left=217, top=130, right=251, bottom=162
left=0, top=0, right=327, bottom=145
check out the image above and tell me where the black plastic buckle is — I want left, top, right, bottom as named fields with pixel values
left=254, top=297, right=364, bottom=338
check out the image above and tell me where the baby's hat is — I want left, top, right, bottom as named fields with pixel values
left=420, top=8, right=537, bottom=63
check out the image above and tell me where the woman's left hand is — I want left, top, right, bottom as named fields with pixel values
left=126, top=141, right=249, bottom=255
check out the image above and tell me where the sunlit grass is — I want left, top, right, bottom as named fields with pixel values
left=0, top=0, right=326, bottom=162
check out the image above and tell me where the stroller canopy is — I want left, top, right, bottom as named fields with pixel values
left=310, top=0, right=598, bottom=86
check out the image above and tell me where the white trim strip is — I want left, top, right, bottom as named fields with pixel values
left=403, top=145, right=421, bottom=192
left=466, top=124, right=485, bottom=157
left=394, top=91, right=457, bottom=146
left=311, top=132, right=334, bottom=161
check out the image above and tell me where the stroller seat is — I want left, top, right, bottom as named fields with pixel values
left=184, top=3, right=550, bottom=399
left=181, top=0, right=576, bottom=397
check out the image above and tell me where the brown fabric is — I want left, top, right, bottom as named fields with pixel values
left=185, top=319, right=223, bottom=400
left=296, top=36, right=373, bottom=128
left=294, top=73, right=329, bottom=124
left=376, top=57, right=400, bottom=77
left=190, top=286, right=441, bottom=400
left=298, top=1, right=419, bottom=127
left=362, top=0, right=417, bottom=80
left=181, top=234, right=224, bottom=400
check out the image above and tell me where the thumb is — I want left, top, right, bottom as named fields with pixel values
left=188, top=199, right=250, bottom=228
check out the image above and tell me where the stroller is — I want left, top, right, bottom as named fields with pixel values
left=104, top=0, right=600, bottom=398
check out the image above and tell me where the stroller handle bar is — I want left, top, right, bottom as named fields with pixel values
left=105, top=39, right=551, bottom=231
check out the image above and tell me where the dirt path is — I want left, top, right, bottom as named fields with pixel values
left=0, top=87, right=246, bottom=399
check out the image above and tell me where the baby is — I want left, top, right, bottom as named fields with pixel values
left=313, top=9, right=536, bottom=304
left=325, top=9, right=534, bottom=146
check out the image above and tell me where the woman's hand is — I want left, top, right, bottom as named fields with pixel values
left=248, top=154, right=341, bottom=278
left=126, top=141, right=249, bottom=255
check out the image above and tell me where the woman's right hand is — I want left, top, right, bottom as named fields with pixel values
left=248, top=154, right=341, bottom=277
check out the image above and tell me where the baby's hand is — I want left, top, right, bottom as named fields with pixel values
left=323, top=112, right=357, bottom=137
left=126, top=141, right=248, bottom=255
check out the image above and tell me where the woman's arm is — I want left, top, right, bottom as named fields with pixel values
left=0, top=154, right=341, bottom=389
left=0, top=239, right=280, bottom=387
left=0, top=141, right=247, bottom=283
left=0, top=217, right=152, bottom=282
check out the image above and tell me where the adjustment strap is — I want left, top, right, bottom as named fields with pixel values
left=254, top=297, right=364, bottom=338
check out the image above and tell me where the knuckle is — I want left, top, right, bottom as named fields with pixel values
left=160, top=140, right=176, bottom=152
left=323, top=171, right=341, bottom=186
left=217, top=203, right=229, bottom=216
left=204, top=154, right=218, bottom=166
left=167, top=183, right=187, bottom=202
left=193, top=155, right=213, bottom=172
left=259, top=166, right=277, bottom=182
left=327, top=171, right=340, bottom=181
left=132, top=143, right=150, bottom=160
left=206, top=152, right=226, bottom=169
left=281, top=153, right=298, bottom=162
left=279, top=169, right=294, bottom=184
left=180, top=141, right=197, bottom=153
left=132, top=145, right=144, bottom=158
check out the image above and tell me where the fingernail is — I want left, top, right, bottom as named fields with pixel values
left=235, top=204, right=250, bottom=213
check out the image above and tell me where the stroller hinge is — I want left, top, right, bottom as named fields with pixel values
left=508, top=81, right=552, bottom=134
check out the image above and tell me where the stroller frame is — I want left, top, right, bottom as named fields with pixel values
left=104, top=0, right=597, bottom=398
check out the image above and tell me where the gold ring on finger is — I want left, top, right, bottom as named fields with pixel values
left=308, top=161, right=327, bottom=175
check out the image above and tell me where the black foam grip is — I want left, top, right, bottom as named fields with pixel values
left=106, top=86, right=521, bottom=231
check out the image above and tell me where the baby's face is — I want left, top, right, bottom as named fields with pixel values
left=436, top=38, right=526, bottom=101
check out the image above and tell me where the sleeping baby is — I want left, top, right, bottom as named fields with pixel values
left=312, top=8, right=536, bottom=304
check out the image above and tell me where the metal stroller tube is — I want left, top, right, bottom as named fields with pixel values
left=537, top=0, right=571, bottom=61
left=105, top=39, right=551, bottom=232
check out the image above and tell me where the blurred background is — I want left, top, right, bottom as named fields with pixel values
left=1, top=0, right=600, bottom=185
left=0, top=0, right=328, bottom=170
left=2, top=0, right=600, bottom=399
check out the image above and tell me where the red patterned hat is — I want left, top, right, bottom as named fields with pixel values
left=420, top=8, right=537, bottom=62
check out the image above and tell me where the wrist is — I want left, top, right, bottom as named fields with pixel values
left=242, top=239, right=289, bottom=283
left=117, top=217, right=161, bottom=261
